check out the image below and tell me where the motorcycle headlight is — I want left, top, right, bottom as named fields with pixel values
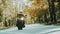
left=20, top=17, right=24, bottom=20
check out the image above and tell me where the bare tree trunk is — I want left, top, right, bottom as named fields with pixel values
left=44, top=12, right=48, bottom=23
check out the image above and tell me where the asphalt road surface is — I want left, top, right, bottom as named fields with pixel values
left=0, top=24, right=60, bottom=34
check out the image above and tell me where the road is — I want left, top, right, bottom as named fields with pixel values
left=0, top=24, right=60, bottom=34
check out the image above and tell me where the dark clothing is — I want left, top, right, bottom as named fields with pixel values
left=16, top=20, right=23, bottom=27
left=16, top=19, right=25, bottom=30
left=22, top=20, right=25, bottom=28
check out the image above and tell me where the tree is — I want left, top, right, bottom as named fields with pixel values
left=48, top=0, right=57, bottom=23
left=57, top=0, right=60, bottom=11
left=0, top=8, right=2, bottom=22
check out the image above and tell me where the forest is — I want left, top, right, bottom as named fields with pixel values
left=0, top=0, right=60, bottom=29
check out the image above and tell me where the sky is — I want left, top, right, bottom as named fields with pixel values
left=12, top=0, right=32, bottom=12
